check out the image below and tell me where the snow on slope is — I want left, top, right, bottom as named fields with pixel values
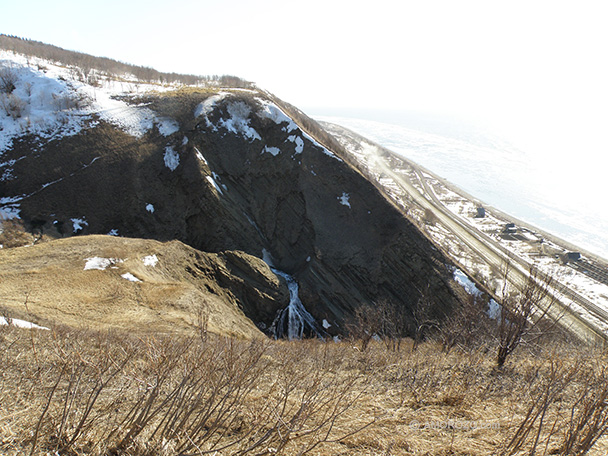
left=0, top=50, right=180, bottom=155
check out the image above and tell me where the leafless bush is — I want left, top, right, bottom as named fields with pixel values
left=502, top=358, right=579, bottom=455
left=52, top=90, right=90, bottom=112
left=438, top=293, right=493, bottom=353
left=0, top=218, right=33, bottom=248
left=496, top=265, right=561, bottom=368
left=347, top=300, right=408, bottom=352
left=559, top=364, right=608, bottom=454
left=0, top=65, right=17, bottom=93
left=0, top=327, right=372, bottom=456
left=0, top=93, right=25, bottom=119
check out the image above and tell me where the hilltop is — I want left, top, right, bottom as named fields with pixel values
left=0, top=35, right=460, bottom=338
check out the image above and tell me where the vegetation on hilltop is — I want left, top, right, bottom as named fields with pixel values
left=0, top=34, right=253, bottom=87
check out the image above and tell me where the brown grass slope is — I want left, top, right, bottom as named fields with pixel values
left=0, top=234, right=293, bottom=338
left=1, top=325, right=608, bottom=456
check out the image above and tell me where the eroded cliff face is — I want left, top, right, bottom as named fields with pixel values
left=1, top=89, right=458, bottom=335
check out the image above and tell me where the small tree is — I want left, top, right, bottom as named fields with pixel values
left=439, top=293, right=493, bottom=353
left=412, top=285, right=439, bottom=351
left=495, top=264, right=560, bottom=368
left=347, top=300, right=408, bottom=351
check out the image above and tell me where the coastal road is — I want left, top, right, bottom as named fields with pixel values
left=372, top=151, right=608, bottom=344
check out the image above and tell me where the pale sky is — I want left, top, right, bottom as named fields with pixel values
left=2, top=0, right=607, bottom=158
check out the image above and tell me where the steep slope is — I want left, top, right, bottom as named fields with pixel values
left=0, top=45, right=460, bottom=336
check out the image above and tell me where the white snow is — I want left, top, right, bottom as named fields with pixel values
left=107, top=229, right=119, bottom=236
left=206, top=175, right=223, bottom=194
left=142, top=254, right=158, bottom=267
left=1, top=316, right=49, bottom=330
left=322, top=319, right=331, bottom=329
left=262, top=145, right=281, bottom=156
left=164, top=146, right=179, bottom=170
left=157, top=117, right=179, bottom=136
left=453, top=268, right=482, bottom=296
left=288, top=135, right=304, bottom=154
left=182, top=136, right=189, bottom=145
left=0, top=196, right=21, bottom=219
left=338, top=192, right=351, bottom=208
left=218, top=101, right=261, bottom=141
left=194, top=92, right=228, bottom=124
left=0, top=50, right=187, bottom=153
left=121, top=272, right=141, bottom=282
left=256, top=98, right=298, bottom=132
left=71, top=218, right=88, bottom=233
left=0, top=57, right=87, bottom=153
left=194, top=146, right=208, bottom=164
left=146, top=203, right=155, bottom=213
left=84, top=257, right=123, bottom=271
left=262, top=248, right=275, bottom=267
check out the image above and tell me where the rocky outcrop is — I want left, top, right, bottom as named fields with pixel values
left=1, top=90, right=459, bottom=335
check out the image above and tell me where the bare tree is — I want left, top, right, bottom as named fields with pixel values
left=439, top=293, right=493, bottom=353
left=412, top=285, right=439, bottom=351
left=347, top=300, right=408, bottom=351
left=496, top=264, right=561, bottom=368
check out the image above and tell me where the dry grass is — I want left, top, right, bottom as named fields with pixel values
left=1, top=323, right=607, bottom=456
left=0, top=235, right=262, bottom=338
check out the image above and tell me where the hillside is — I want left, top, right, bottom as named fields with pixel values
left=0, top=36, right=460, bottom=337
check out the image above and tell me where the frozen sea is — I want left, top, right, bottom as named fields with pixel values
left=314, top=110, right=608, bottom=261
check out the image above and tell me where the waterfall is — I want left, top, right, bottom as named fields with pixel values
left=269, top=268, right=323, bottom=340
left=262, top=249, right=323, bottom=340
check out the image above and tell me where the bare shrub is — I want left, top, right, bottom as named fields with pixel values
left=0, top=65, right=17, bottom=93
left=439, top=293, right=493, bottom=353
left=0, top=218, right=33, bottom=248
left=0, top=327, right=372, bottom=456
left=347, top=300, right=408, bottom=352
left=496, top=265, right=561, bottom=368
left=0, top=93, right=25, bottom=119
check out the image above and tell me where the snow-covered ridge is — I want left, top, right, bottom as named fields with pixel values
left=0, top=50, right=181, bottom=154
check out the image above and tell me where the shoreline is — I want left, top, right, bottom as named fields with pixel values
left=318, top=119, right=608, bottom=267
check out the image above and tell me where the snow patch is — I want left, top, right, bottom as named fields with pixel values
left=322, top=319, right=331, bottom=329
left=121, top=272, right=141, bottom=282
left=256, top=99, right=298, bottom=132
left=262, top=248, right=275, bottom=267
left=107, top=229, right=119, bottom=236
left=71, top=218, right=88, bottom=233
left=164, top=146, right=179, bottom=171
left=194, top=92, right=228, bottom=123
left=0, top=51, right=188, bottom=151
left=1, top=316, right=49, bottom=330
left=143, top=254, right=158, bottom=267
left=84, top=257, right=123, bottom=271
left=157, top=118, right=179, bottom=136
left=338, top=192, right=351, bottom=208
left=453, top=269, right=482, bottom=296
left=206, top=175, right=223, bottom=194
left=146, top=203, right=155, bottom=213
left=0, top=59, right=87, bottom=153
left=262, top=145, right=281, bottom=156
left=288, top=135, right=304, bottom=154
left=218, top=101, right=261, bottom=141
left=194, top=146, right=208, bottom=164
left=0, top=196, right=21, bottom=219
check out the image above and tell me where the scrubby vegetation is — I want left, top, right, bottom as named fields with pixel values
left=0, top=34, right=253, bottom=88
left=1, top=319, right=607, bottom=455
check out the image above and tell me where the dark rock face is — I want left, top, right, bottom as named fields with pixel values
left=0, top=91, right=458, bottom=334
